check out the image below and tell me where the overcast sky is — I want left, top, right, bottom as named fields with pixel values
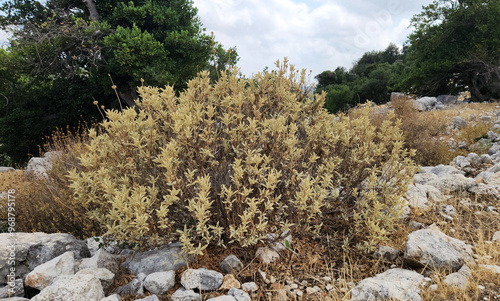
left=193, top=0, right=434, bottom=78
left=1, top=0, right=435, bottom=78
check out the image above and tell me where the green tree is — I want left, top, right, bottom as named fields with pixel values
left=403, top=0, right=500, bottom=100
left=0, top=0, right=238, bottom=164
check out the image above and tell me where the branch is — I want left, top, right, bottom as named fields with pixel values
left=82, top=0, right=99, bottom=22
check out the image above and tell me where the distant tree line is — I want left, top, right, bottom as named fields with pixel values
left=317, top=0, right=500, bottom=114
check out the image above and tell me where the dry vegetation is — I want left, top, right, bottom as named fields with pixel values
left=1, top=73, right=499, bottom=300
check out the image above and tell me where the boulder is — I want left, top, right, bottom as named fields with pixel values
left=116, top=273, right=146, bottom=297
left=405, top=226, right=473, bottom=272
left=78, top=249, right=119, bottom=274
left=220, top=255, right=243, bottom=274
left=0, top=279, right=24, bottom=298
left=25, top=251, right=75, bottom=290
left=437, top=95, right=457, bottom=105
left=412, top=172, right=438, bottom=185
left=121, top=243, right=188, bottom=275
left=171, top=287, right=201, bottom=301
left=426, top=174, right=474, bottom=194
left=76, top=268, right=115, bottom=293
left=429, top=165, right=463, bottom=176
left=181, top=268, right=223, bottom=291
left=412, top=97, right=436, bottom=111
left=31, top=273, right=104, bottom=301
left=143, top=271, right=175, bottom=295
left=350, top=268, right=424, bottom=301
left=0, top=232, right=90, bottom=285
left=25, top=151, right=61, bottom=179
left=228, top=288, right=251, bottom=301
left=405, top=184, right=429, bottom=209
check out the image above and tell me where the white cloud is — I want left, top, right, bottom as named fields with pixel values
left=193, top=0, right=434, bottom=77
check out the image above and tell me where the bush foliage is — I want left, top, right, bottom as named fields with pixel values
left=68, top=59, right=418, bottom=254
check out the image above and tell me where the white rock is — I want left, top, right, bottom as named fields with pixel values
left=241, top=282, right=258, bottom=292
left=426, top=174, right=474, bottom=194
left=406, top=184, right=429, bottom=209
left=373, top=246, right=400, bottom=261
left=181, top=268, right=223, bottom=291
left=405, top=227, right=473, bottom=272
left=31, top=273, right=104, bottom=301
left=25, top=251, right=75, bottom=290
left=350, top=268, right=424, bottom=301
left=493, top=231, right=500, bottom=242
left=228, top=287, right=251, bottom=301
left=79, top=249, right=119, bottom=274
left=135, top=296, right=160, bottom=301
left=144, top=271, right=175, bottom=295
left=77, top=268, right=115, bottom=293
left=255, top=247, right=279, bottom=264
left=444, top=265, right=471, bottom=289
left=478, top=264, right=500, bottom=275
left=171, top=287, right=200, bottom=301
left=206, top=296, right=237, bottom=301
left=101, top=294, right=121, bottom=301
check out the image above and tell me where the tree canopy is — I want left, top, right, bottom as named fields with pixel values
left=0, top=0, right=238, bottom=164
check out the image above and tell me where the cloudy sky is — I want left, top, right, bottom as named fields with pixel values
left=192, top=0, right=434, bottom=77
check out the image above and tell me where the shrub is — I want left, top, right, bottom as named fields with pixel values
left=68, top=59, right=417, bottom=254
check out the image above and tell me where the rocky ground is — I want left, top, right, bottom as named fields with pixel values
left=1, top=97, right=499, bottom=301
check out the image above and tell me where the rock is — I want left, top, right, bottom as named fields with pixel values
left=413, top=172, right=438, bottom=185
left=0, top=279, right=24, bottom=298
left=135, top=295, right=160, bottom=301
left=0, top=298, right=29, bottom=301
left=475, top=172, right=493, bottom=184
left=122, top=244, right=188, bottom=275
left=171, top=287, right=200, bottom=301
left=408, top=221, right=424, bottom=230
left=86, top=237, right=119, bottom=256
left=143, top=271, right=175, bottom=295
left=412, top=97, right=437, bottom=111
left=406, top=184, right=430, bottom=209
left=452, top=116, right=467, bottom=129
left=31, top=273, right=104, bottom=301
left=219, top=255, right=243, bottom=274
left=101, top=293, right=121, bottom=301
left=426, top=174, right=474, bottom=194
left=181, top=268, right=223, bottom=291
left=77, top=268, right=115, bottom=293
left=429, top=165, right=463, bottom=176
left=478, top=264, right=500, bottom=275
left=350, top=268, right=424, bottom=301
left=480, top=154, right=493, bottom=165
left=437, top=95, right=457, bottom=105
left=452, top=155, right=471, bottom=169
left=488, top=144, right=500, bottom=156
left=0, top=167, right=14, bottom=173
left=241, top=282, right=258, bottom=292
left=116, top=273, right=146, bottom=296
left=405, top=226, right=473, bottom=272
left=444, top=265, right=471, bottom=289
left=442, top=205, right=457, bottom=216
left=485, top=172, right=500, bottom=185
left=0, top=232, right=90, bottom=286
left=25, top=152, right=61, bottom=179
left=206, top=296, right=236, bottom=301
left=493, top=231, right=500, bottom=242
left=228, top=288, right=251, bottom=301
left=487, top=131, right=498, bottom=140
left=255, top=247, right=279, bottom=264
left=25, top=251, right=75, bottom=290
left=219, top=274, right=241, bottom=290
left=468, top=184, right=500, bottom=199
left=78, top=249, right=119, bottom=274
left=373, top=246, right=400, bottom=261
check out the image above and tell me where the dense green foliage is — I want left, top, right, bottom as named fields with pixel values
left=0, top=0, right=238, bottom=164
left=317, top=0, right=500, bottom=113
left=316, top=44, right=408, bottom=113
left=403, top=0, right=500, bottom=101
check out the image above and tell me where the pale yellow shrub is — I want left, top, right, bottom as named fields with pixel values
left=68, top=59, right=417, bottom=254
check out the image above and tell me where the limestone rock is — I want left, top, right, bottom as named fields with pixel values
left=228, top=288, right=251, bottom=301
left=241, top=282, right=258, bottom=292
left=76, top=268, right=115, bottom=293
left=25, top=251, right=75, bottom=290
left=181, top=268, right=223, bottom=291
left=135, top=295, right=160, bottom=301
left=143, top=271, right=175, bottom=295
left=122, top=244, right=188, bottom=275
left=219, top=255, right=243, bottom=274
left=373, top=246, right=400, bottom=261
left=426, top=174, right=474, bottom=194
left=79, top=249, right=119, bottom=274
left=101, top=294, right=121, bottom=301
left=206, top=296, right=236, bottom=301
left=405, top=227, right=473, bottom=272
left=351, top=268, right=424, bottom=301
left=171, top=287, right=200, bottom=301
left=0, top=232, right=90, bottom=286
left=31, top=273, right=104, bottom=301
left=0, top=279, right=24, bottom=298
left=444, top=265, right=471, bottom=289
left=219, top=274, right=241, bottom=290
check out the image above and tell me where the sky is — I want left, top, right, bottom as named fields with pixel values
left=192, top=0, right=435, bottom=77
left=0, top=0, right=435, bottom=78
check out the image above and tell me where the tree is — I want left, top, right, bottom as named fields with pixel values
left=0, top=0, right=238, bottom=163
left=403, top=0, right=500, bottom=100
